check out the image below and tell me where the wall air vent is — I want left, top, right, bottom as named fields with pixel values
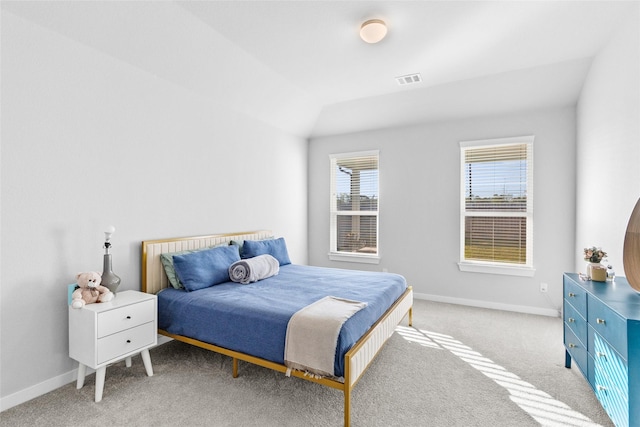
left=395, top=73, right=422, bottom=86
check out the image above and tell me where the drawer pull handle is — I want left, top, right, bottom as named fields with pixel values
left=569, top=343, right=576, bottom=348
left=568, top=293, right=576, bottom=297
left=126, top=316, right=132, bottom=320
left=596, top=318, right=606, bottom=325
left=126, top=340, right=131, bottom=343
left=568, top=318, right=575, bottom=323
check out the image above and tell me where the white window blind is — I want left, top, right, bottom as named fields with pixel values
left=459, top=136, right=534, bottom=275
left=330, top=151, right=379, bottom=262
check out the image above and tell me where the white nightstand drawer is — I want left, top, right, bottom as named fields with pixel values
left=98, top=299, right=155, bottom=338
left=97, top=321, right=155, bottom=364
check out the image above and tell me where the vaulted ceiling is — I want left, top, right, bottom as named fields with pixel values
left=3, top=1, right=635, bottom=138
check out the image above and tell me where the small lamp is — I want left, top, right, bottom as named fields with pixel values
left=101, top=225, right=121, bottom=294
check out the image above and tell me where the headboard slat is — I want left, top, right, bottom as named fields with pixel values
left=141, top=230, right=273, bottom=294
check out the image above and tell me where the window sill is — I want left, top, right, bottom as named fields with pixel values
left=329, top=252, right=381, bottom=264
left=458, top=262, right=535, bottom=277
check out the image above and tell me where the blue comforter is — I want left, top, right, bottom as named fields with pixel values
left=157, top=264, right=407, bottom=377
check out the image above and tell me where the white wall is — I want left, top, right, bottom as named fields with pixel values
left=576, top=10, right=640, bottom=274
left=309, top=107, right=575, bottom=316
left=0, top=11, right=307, bottom=407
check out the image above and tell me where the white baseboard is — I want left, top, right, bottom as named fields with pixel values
left=0, top=367, right=78, bottom=412
left=0, top=334, right=173, bottom=412
left=157, top=334, right=173, bottom=345
left=414, top=292, right=561, bottom=318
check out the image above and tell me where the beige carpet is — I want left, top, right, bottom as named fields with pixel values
left=0, top=300, right=613, bottom=426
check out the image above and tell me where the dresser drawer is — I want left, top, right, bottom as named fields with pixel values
left=97, top=321, right=155, bottom=364
left=588, top=326, right=629, bottom=397
left=564, top=277, right=587, bottom=315
left=565, top=323, right=587, bottom=375
left=587, top=295, right=627, bottom=357
left=592, top=361, right=629, bottom=427
left=98, top=299, right=155, bottom=338
left=564, top=300, right=587, bottom=346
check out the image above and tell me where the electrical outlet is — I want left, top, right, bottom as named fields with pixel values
left=540, top=282, right=548, bottom=293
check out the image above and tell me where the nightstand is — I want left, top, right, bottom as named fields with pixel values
left=68, top=290, right=157, bottom=402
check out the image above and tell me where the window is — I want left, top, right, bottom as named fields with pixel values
left=459, top=136, right=534, bottom=276
left=329, top=151, right=379, bottom=263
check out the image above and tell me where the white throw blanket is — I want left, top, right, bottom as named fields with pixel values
left=228, top=254, right=279, bottom=284
left=284, top=296, right=367, bottom=378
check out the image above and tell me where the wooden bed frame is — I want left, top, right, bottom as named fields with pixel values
left=141, top=230, right=413, bottom=427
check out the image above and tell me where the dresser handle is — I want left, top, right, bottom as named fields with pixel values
left=126, top=340, right=131, bottom=343
left=569, top=343, right=576, bottom=348
left=568, top=318, right=575, bottom=323
left=126, top=316, right=132, bottom=320
left=568, top=293, right=576, bottom=297
left=596, top=318, right=606, bottom=325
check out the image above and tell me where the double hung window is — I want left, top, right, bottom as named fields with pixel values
left=329, top=151, right=379, bottom=263
left=459, top=136, right=534, bottom=276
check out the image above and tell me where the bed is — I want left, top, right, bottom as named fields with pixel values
left=141, top=230, right=413, bottom=426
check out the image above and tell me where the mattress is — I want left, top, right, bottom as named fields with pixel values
left=157, top=264, right=407, bottom=377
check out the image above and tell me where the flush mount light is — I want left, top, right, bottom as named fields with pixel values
left=360, top=19, right=387, bottom=43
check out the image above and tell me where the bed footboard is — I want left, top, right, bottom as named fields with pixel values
left=347, top=286, right=413, bottom=385
left=343, top=286, right=413, bottom=426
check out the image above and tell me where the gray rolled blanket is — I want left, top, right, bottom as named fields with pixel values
left=228, top=254, right=280, bottom=284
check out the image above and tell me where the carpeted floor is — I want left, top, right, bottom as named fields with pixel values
left=0, top=300, right=613, bottom=426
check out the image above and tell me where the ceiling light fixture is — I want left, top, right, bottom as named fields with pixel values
left=360, top=19, right=387, bottom=44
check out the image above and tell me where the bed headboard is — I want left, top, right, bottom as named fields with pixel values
left=141, top=230, right=273, bottom=294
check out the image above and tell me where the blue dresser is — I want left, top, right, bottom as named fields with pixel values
left=563, top=273, right=640, bottom=427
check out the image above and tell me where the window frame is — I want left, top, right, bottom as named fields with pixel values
left=458, top=136, right=535, bottom=277
left=329, top=150, right=380, bottom=264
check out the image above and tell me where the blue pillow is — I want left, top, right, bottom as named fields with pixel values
left=242, top=237, right=291, bottom=266
left=173, top=245, right=240, bottom=292
left=229, top=236, right=273, bottom=259
left=161, top=243, right=227, bottom=289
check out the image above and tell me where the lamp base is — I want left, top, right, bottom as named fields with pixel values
left=102, top=254, right=121, bottom=294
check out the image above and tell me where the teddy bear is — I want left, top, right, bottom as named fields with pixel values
left=71, top=271, right=114, bottom=309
